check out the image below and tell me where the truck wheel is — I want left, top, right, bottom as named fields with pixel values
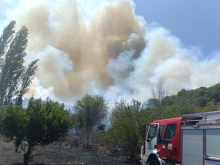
left=147, top=159, right=160, bottom=165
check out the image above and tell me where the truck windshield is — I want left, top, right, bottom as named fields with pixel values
left=147, top=124, right=158, bottom=140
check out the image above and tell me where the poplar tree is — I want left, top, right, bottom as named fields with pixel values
left=0, top=21, right=38, bottom=106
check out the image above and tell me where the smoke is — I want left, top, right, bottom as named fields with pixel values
left=3, top=0, right=220, bottom=105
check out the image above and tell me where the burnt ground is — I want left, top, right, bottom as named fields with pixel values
left=0, top=139, right=140, bottom=165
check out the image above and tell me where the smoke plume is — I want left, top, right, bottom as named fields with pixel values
left=3, top=0, right=220, bottom=105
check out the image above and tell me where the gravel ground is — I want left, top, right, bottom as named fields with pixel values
left=0, top=140, right=139, bottom=165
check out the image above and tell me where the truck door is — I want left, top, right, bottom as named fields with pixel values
left=156, top=125, right=165, bottom=156
left=163, top=123, right=178, bottom=161
left=145, top=124, right=158, bottom=156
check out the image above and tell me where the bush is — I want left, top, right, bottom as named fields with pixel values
left=104, top=100, right=142, bottom=161
left=0, top=97, right=72, bottom=165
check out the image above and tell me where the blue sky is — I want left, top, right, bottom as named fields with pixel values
left=134, top=0, right=220, bottom=54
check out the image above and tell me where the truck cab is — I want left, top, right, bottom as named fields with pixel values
left=141, top=111, right=220, bottom=165
left=141, top=117, right=182, bottom=165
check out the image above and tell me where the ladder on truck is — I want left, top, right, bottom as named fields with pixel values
left=182, top=110, right=220, bottom=125
left=181, top=110, right=220, bottom=165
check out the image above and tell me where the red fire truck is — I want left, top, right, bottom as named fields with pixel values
left=140, top=111, right=220, bottom=165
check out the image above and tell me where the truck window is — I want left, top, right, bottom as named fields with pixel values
left=164, top=123, right=177, bottom=140
left=158, top=125, right=165, bottom=139
left=147, top=124, right=158, bottom=140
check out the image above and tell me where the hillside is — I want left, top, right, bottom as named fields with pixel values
left=163, top=83, right=220, bottom=107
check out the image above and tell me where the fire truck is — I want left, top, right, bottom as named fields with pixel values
left=140, top=111, right=220, bottom=165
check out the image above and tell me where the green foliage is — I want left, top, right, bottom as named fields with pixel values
left=0, top=104, right=28, bottom=138
left=0, top=21, right=38, bottom=106
left=0, top=97, right=72, bottom=164
left=101, top=84, right=220, bottom=162
left=17, top=59, right=39, bottom=105
left=0, top=21, right=15, bottom=60
left=162, top=83, right=220, bottom=108
left=97, top=124, right=106, bottom=131
left=26, top=98, right=72, bottom=144
left=74, top=94, right=108, bottom=144
left=105, top=100, right=142, bottom=161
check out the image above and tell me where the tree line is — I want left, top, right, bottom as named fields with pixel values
left=70, top=82, right=220, bottom=161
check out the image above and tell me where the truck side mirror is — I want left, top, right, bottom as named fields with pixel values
left=141, top=124, right=146, bottom=137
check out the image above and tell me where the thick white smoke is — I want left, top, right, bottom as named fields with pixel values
left=1, top=0, right=220, bottom=106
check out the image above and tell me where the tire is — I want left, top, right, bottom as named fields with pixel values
left=147, top=159, right=160, bottom=165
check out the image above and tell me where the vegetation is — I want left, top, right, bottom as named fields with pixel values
left=100, top=83, right=220, bottom=161
left=163, top=84, right=220, bottom=108
left=1, top=20, right=220, bottom=165
left=0, top=98, right=72, bottom=165
left=1, top=82, right=220, bottom=163
left=104, top=100, right=143, bottom=161
left=73, top=94, right=108, bottom=145
left=0, top=21, right=38, bottom=106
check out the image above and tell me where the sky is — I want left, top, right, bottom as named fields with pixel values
left=134, top=0, right=220, bottom=55
left=0, top=0, right=220, bottom=106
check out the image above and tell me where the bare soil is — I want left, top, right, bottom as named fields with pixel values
left=0, top=140, right=139, bottom=165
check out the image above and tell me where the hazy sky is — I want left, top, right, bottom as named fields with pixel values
left=1, top=0, right=220, bottom=105
left=1, top=0, right=219, bottom=55
left=134, top=0, right=220, bottom=55
left=1, top=0, right=220, bottom=55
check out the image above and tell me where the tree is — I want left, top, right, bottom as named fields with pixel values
left=151, top=77, right=167, bottom=106
left=16, top=59, right=39, bottom=105
left=0, top=21, right=38, bottom=106
left=106, top=100, right=142, bottom=161
left=74, top=94, right=107, bottom=145
left=0, top=97, right=72, bottom=165
left=0, top=21, right=15, bottom=65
